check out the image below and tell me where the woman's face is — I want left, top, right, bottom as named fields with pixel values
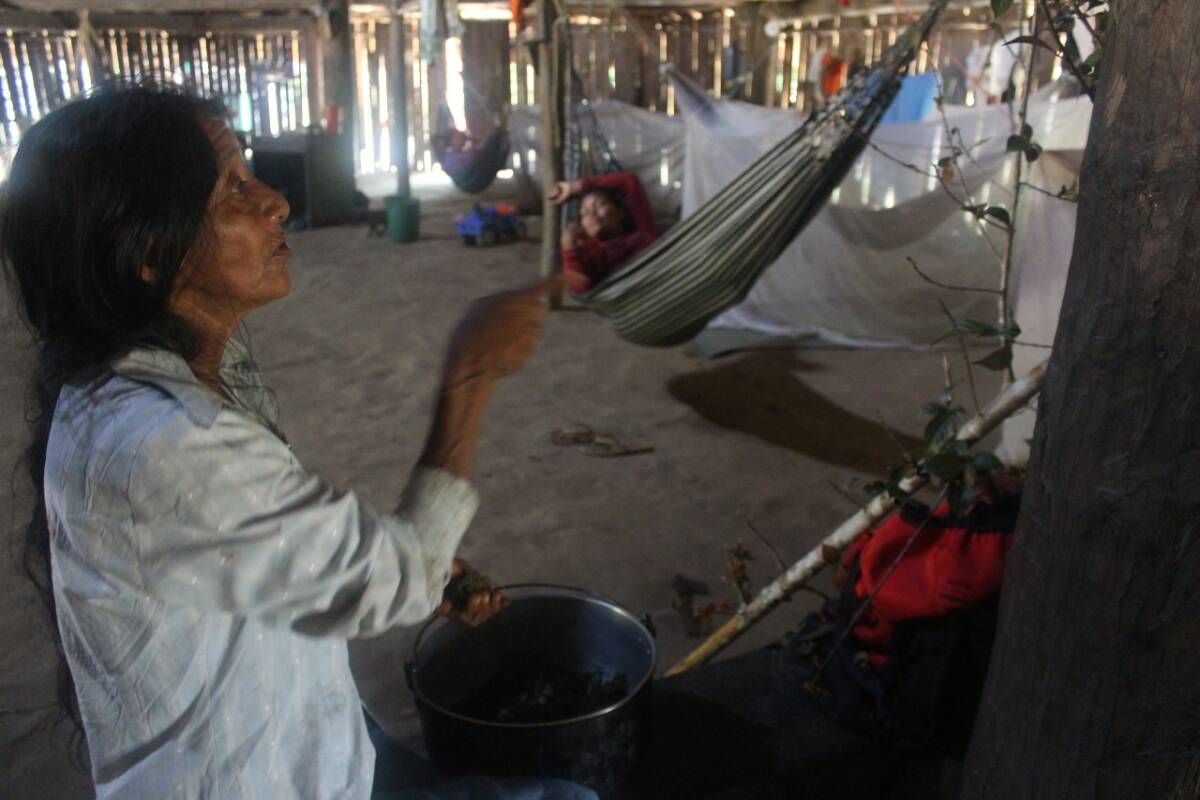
left=170, top=117, right=291, bottom=326
left=579, top=191, right=625, bottom=240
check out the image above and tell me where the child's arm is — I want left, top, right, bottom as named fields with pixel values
left=561, top=223, right=604, bottom=293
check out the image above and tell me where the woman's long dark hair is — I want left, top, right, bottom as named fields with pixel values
left=2, top=84, right=224, bottom=758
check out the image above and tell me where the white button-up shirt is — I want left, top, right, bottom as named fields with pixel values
left=45, top=341, right=478, bottom=799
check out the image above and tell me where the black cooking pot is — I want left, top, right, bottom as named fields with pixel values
left=406, top=584, right=656, bottom=798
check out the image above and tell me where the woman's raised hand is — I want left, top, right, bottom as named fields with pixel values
left=421, top=278, right=562, bottom=479
left=547, top=180, right=576, bottom=206
left=437, top=559, right=508, bottom=627
left=445, top=277, right=561, bottom=383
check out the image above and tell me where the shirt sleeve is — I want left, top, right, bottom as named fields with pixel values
left=109, top=404, right=478, bottom=638
left=580, top=171, right=659, bottom=236
left=562, top=238, right=606, bottom=293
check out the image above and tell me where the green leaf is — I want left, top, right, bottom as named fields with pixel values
left=1003, top=34, right=1059, bottom=56
left=1024, top=144, right=1043, bottom=163
left=864, top=481, right=887, bottom=497
left=937, top=155, right=956, bottom=168
left=924, top=404, right=964, bottom=446
left=924, top=415, right=953, bottom=445
left=1005, top=317, right=1022, bottom=339
left=1006, top=134, right=1028, bottom=153
left=971, top=452, right=1005, bottom=473
left=950, top=481, right=979, bottom=516
left=984, top=205, right=1012, bottom=226
left=925, top=452, right=967, bottom=481
left=974, top=345, right=1014, bottom=372
left=991, top=0, right=1015, bottom=17
left=1082, top=50, right=1102, bottom=75
left=1022, top=123, right=1034, bottom=139
left=953, top=319, right=1005, bottom=337
left=921, top=401, right=946, bottom=417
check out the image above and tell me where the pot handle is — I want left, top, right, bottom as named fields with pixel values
left=640, top=612, right=657, bottom=638
left=404, top=660, right=416, bottom=691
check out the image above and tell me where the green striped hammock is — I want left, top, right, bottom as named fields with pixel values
left=573, top=0, right=950, bottom=347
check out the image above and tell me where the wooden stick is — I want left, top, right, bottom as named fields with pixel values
left=667, top=358, right=1049, bottom=676
left=537, top=0, right=564, bottom=309
left=388, top=0, right=411, bottom=197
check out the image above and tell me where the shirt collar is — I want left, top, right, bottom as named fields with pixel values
left=109, top=338, right=255, bottom=429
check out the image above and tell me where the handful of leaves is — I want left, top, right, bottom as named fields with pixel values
left=444, top=570, right=495, bottom=612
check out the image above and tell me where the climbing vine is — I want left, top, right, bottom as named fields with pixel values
left=864, top=0, right=1106, bottom=516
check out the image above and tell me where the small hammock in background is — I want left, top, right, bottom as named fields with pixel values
left=434, top=103, right=511, bottom=194
left=568, top=0, right=951, bottom=347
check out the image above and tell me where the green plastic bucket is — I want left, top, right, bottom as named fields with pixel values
left=385, top=195, right=421, bottom=243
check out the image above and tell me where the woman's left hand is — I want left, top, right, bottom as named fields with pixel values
left=437, top=559, right=509, bottom=626
left=560, top=222, right=586, bottom=251
left=547, top=181, right=573, bottom=205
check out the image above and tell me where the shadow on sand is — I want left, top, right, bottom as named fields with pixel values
left=667, top=350, right=923, bottom=476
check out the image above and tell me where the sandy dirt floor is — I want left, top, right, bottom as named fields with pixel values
left=0, top=200, right=1000, bottom=798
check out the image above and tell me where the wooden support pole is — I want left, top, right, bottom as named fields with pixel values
left=77, top=10, right=103, bottom=86
left=305, top=18, right=324, bottom=128
left=388, top=0, right=411, bottom=197
left=322, top=1, right=355, bottom=148
left=667, top=359, right=1050, bottom=676
left=536, top=0, right=563, bottom=308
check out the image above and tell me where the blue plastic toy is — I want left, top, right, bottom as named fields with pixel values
left=455, top=203, right=526, bottom=246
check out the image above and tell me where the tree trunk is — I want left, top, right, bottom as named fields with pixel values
left=961, top=3, right=1200, bottom=798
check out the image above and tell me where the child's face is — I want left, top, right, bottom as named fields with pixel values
left=580, top=192, right=625, bottom=240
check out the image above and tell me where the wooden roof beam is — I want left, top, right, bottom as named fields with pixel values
left=89, top=11, right=315, bottom=33
left=0, top=8, right=314, bottom=32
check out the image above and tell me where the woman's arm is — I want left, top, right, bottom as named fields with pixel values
left=547, top=179, right=583, bottom=205
left=418, top=280, right=552, bottom=479
left=72, top=283, right=555, bottom=637
left=559, top=222, right=599, bottom=293
left=87, top=406, right=477, bottom=637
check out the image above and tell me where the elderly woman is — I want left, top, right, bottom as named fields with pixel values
left=5, top=86, right=589, bottom=800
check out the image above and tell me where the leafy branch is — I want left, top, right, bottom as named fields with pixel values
left=865, top=377, right=1009, bottom=518
left=860, top=134, right=1013, bottom=239
left=1019, top=179, right=1078, bottom=203
left=854, top=0, right=1069, bottom=518
left=906, top=256, right=1004, bottom=296
left=998, top=0, right=1107, bottom=100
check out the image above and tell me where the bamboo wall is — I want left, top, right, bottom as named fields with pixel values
left=0, top=29, right=90, bottom=152
left=92, top=27, right=311, bottom=135
left=0, top=6, right=1039, bottom=181
left=558, top=10, right=1011, bottom=113
left=0, top=23, right=310, bottom=171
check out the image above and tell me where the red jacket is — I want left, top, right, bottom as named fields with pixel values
left=842, top=500, right=1015, bottom=670
left=564, top=172, right=660, bottom=293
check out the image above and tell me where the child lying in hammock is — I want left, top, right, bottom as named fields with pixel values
left=548, top=171, right=660, bottom=293
left=435, top=127, right=481, bottom=176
